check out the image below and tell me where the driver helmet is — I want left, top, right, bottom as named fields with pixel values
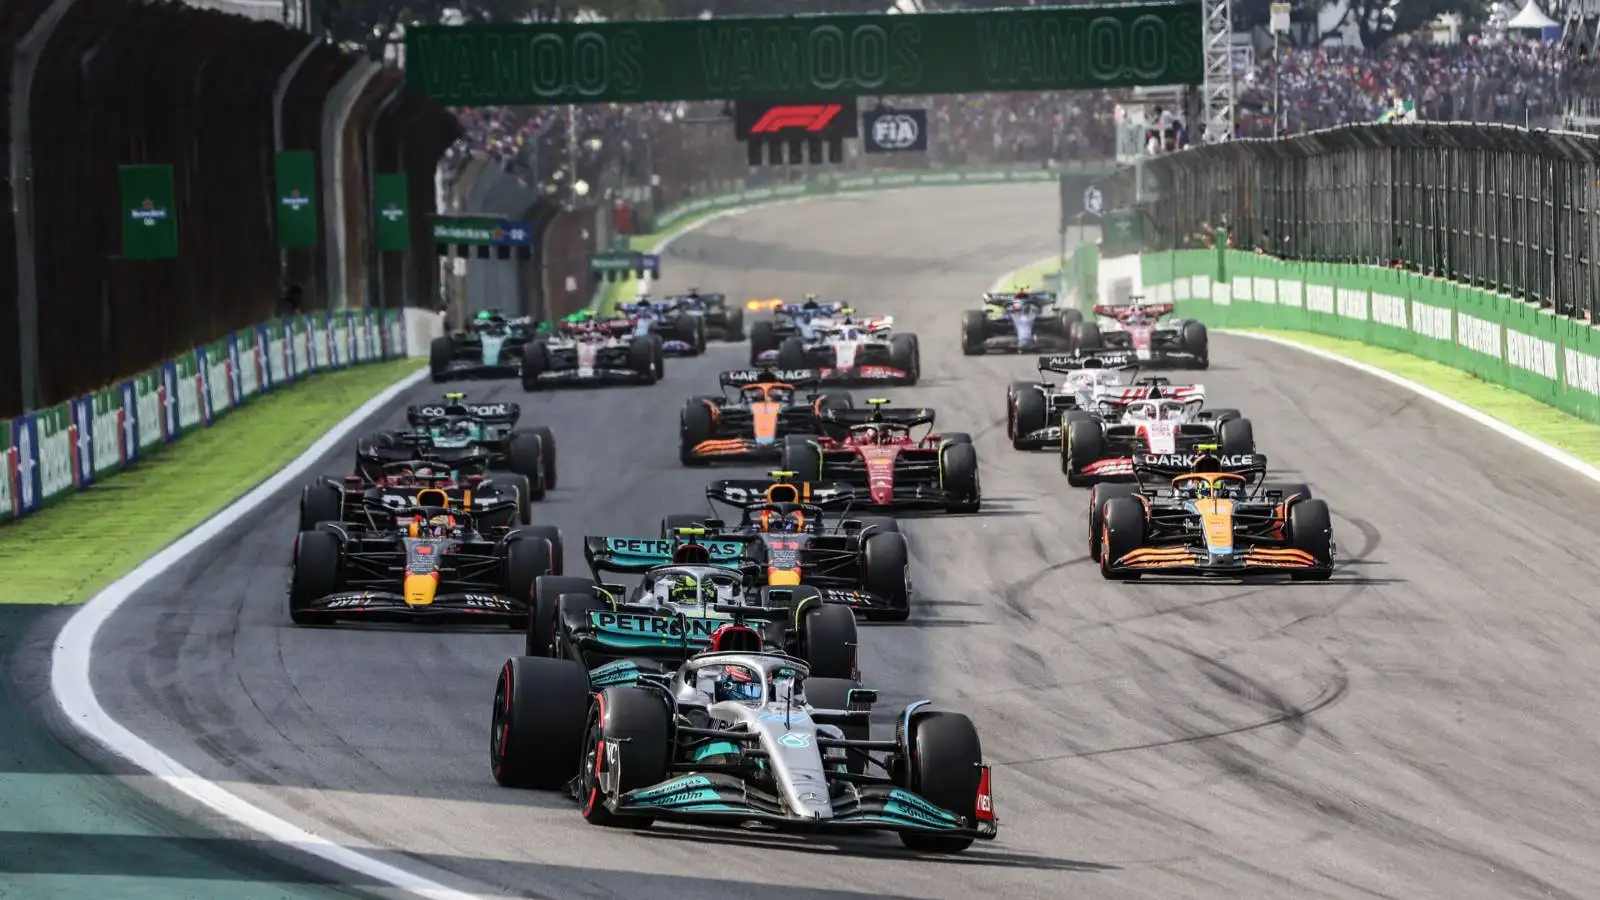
left=859, top=426, right=879, bottom=444
left=759, top=504, right=806, bottom=533
left=1157, top=400, right=1186, bottom=421
left=474, top=310, right=495, bottom=322
left=427, top=513, right=456, bottom=537
left=687, top=288, right=701, bottom=299
left=667, top=574, right=703, bottom=606
left=1127, top=403, right=1156, bottom=421
left=715, top=665, right=762, bottom=704
left=803, top=293, right=820, bottom=310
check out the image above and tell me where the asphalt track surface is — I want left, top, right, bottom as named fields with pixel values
left=88, top=184, right=1600, bottom=899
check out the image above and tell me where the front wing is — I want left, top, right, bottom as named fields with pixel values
left=684, top=438, right=785, bottom=462
left=297, top=590, right=524, bottom=624
left=1106, top=545, right=1330, bottom=577
left=436, top=361, right=521, bottom=381
left=973, top=334, right=1073, bottom=355
left=816, top=365, right=914, bottom=386
left=818, top=482, right=969, bottom=511
left=530, top=367, right=652, bottom=387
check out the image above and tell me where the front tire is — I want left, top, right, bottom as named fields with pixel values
left=960, top=310, right=987, bottom=356
left=939, top=441, right=981, bottom=513
left=489, top=656, right=590, bottom=789
left=289, top=530, right=340, bottom=625
left=580, top=687, right=672, bottom=828
left=898, top=712, right=985, bottom=853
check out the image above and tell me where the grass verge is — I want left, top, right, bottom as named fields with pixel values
left=0, top=359, right=423, bottom=605
left=1234, top=328, right=1600, bottom=464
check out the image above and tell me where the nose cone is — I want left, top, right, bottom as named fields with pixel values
left=403, top=572, right=439, bottom=606
left=767, top=569, right=802, bottom=586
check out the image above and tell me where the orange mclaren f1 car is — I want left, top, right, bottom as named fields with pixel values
left=679, top=368, right=854, bottom=466
left=1090, top=450, right=1334, bottom=580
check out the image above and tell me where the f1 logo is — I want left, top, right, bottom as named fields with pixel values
left=749, top=105, right=842, bottom=134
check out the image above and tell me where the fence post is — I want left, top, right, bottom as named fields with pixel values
left=366, top=82, right=405, bottom=312
left=319, top=59, right=381, bottom=311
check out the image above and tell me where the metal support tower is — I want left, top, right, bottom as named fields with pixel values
left=1200, top=0, right=1235, bottom=143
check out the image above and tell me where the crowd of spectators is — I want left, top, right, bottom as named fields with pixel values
left=438, top=37, right=1584, bottom=192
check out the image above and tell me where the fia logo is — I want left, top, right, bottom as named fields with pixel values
left=871, top=114, right=920, bottom=150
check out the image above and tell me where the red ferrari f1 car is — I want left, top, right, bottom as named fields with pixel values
left=777, top=399, right=980, bottom=513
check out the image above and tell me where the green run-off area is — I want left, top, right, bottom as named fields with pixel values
left=405, top=3, right=1202, bottom=106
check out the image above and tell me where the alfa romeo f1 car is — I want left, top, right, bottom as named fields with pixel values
left=679, top=368, right=853, bottom=466
left=520, top=320, right=662, bottom=390
left=665, top=289, right=745, bottom=342
left=1061, top=392, right=1254, bottom=486
left=523, top=529, right=860, bottom=680
left=960, top=289, right=1084, bottom=355
left=429, top=309, right=538, bottom=383
left=749, top=295, right=847, bottom=364
left=288, top=492, right=562, bottom=626
left=299, top=462, right=528, bottom=533
left=490, top=642, right=996, bottom=852
left=620, top=296, right=707, bottom=356
left=353, top=393, right=554, bottom=496
left=779, top=399, right=980, bottom=513
left=658, top=473, right=913, bottom=621
left=773, top=312, right=920, bottom=386
left=1074, top=298, right=1210, bottom=368
left=1091, top=451, right=1333, bottom=581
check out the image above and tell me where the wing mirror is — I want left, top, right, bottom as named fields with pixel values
left=845, top=688, right=878, bottom=711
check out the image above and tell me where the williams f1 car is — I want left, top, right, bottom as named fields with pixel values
left=1061, top=392, right=1253, bottom=486
left=430, top=309, right=538, bottom=383
left=520, top=320, right=662, bottom=390
left=1091, top=451, right=1333, bottom=581
left=288, top=493, right=562, bottom=626
left=489, top=642, right=996, bottom=852
left=523, top=529, right=861, bottom=680
left=960, top=289, right=1084, bottom=355
left=679, top=368, right=853, bottom=466
left=620, top=296, right=707, bottom=356
left=773, top=312, right=920, bottom=386
left=1074, top=298, right=1210, bottom=368
left=658, top=473, right=913, bottom=621
left=779, top=400, right=980, bottom=513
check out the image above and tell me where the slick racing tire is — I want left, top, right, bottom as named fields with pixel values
left=289, top=530, right=341, bottom=626
left=496, top=473, right=534, bottom=524
left=650, top=334, right=666, bottom=380
left=781, top=436, right=825, bottom=481
left=490, top=656, right=590, bottom=789
left=529, top=575, right=595, bottom=658
left=725, top=307, right=746, bottom=342
left=1010, top=386, right=1048, bottom=450
left=674, top=316, right=702, bottom=355
left=1219, top=417, right=1255, bottom=455
left=939, top=441, right=981, bottom=513
left=939, top=432, right=974, bottom=446
left=816, top=391, right=854, bottom=412
left=1270, top=483, right=1313, bottom=504
left=1099, top=497, right=1146, bottom=581
left=777, top=336, right=807, bottom=370
left=660, top=512, right=706, bottom=537
left=1088, top=484, right=1141, bottom=563
left=1288, top=498, right=1335, bottom=581
left=502, top=531, right=557, bottom=629
left=581, top=687, right=672, bottom=828
left=508, top=433, right=547, bottom=500
left=679, top=401, right=715, bottom=467
left=429, top=337, right=453, bottom=383
left=521, top=342, right=550, bottom=392
left=890, top=333, right=920, bottom=384
left=522, top=425, right=558, bottom=490
left=1071, top=319, right=1103, bottom=353
left=805, top=677, right=871, bottom=776
left=749, top=321, right=779, bottom=365
left=960, top=309, right=988, bottom=355
left=298, top=483, right=343, bottom=532
left=856, top=516, right=899, bottom=538
left=1181, top=320, right=1210, bottom=369
left=1062, top=413, right=1103, bottom=487
left=898, top=711, right=985, bottom=853
left=861, top=532, right=911, bottom=622
left=1058, top=308, right=1085, bottom=331
left=798, top=600, right=858, bottom=680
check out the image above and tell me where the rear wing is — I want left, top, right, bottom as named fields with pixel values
left=1036, top=351, right=1137, bottom=375
left=818, top=406, right=936, bottom=430
left=1094, top=302, right=1175, bottom=319
left=1092, top=383, right=1206, bottom=406
left=1132, top=452, right=1267, bottom=480
left=984, top=291, right=1057, bottom=305
left=717, top=368, right=823, bottom=391
left=705, top=479, right=855, bottom=509
left=407, top=400, right=520, bottom=425
left=583, top=534, right=751, bottom=574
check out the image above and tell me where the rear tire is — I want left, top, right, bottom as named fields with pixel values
left=429, top=336, right=453, bottom=383
left=628, top=337, right=657, bottom=384
left=899, top=712, right=984, bottom=852
left=503, top=534, right=556, bottom=623
left=520, top=342, right=549, bottom=391
left=961, top=310, right=988, bottom=355
left=1181, top=320, right=1210, bottom=369
left=778, top=336, right=807, bottom=370
left=1219, top=417, right=1255, bottom=455
left=299, top=483, right=343, bottom=532
left=529, top=575, right=595, bottom=657
left=890, top=333, right=920, bottom=384
left=1071, top=319, right=1103, bottom=352
left=799, top=602, right=858, bottom=680
left=725, top=307, right=746, bottom=341
left=580, top=687, right=672, bottom=828
left=750, top=321, right=779, bottom=365
left=495, top=473, right=534, bottom=524
left=508, top=432, right=547, bottom=500
left=781, top=436, right=825, bottom=481
left=523, top=425, right=558, bottom=490
left=490, top=656, right=590, bottom=789
left=861, top=532, right=911, bottom=622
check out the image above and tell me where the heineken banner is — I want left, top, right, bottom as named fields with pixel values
left=274, top=151, right=319, bottom=248
left=119, top=164, right=180, bottom=260
left=0, top=310, right=406, bottom=524
left=375, top=173, right=410, bottom=252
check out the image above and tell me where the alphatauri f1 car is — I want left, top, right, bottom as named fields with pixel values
left=1006, top=351, right=1140, bottom=450
left=490, top=642, right=997, bottom=852
left=679, top=368, right=853, bottom=466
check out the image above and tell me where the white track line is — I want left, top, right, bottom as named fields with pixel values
left=47, top=366, right=497, bottom=900
left=991, top=254, right=1600, bottom=486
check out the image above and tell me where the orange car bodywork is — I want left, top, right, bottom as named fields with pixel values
left=691, top=383, right=813, bottom=457
left=1110, top=472, right=1322, bottom=572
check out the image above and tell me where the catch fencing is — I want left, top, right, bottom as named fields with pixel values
left=1102, top=122, right=1600, bottom=322
left=1, top=0, right=458, bottom=419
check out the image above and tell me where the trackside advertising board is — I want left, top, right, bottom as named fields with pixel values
left=1115, top=245, right=1600, bottom=425
left=0, top=309, right=407, bottom=525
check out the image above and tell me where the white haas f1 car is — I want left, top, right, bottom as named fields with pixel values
left=773, top=312, right=920, bottom=386
left=1073, top=298, right=1210, bottom=369
left=1060, top=388, right=1254, bottom=486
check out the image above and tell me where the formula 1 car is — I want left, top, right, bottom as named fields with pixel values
left=520, top=319, right=662, bottom=390
left=523, top=529, right=861, bottom=680
left=679, top=368, right=853, bottom=466
left=1061, top=392, right=1254, bottom=486
left=658, top=473, right=913, bottom=621
left=960, top=288, right=1084, bottom=355
left=429, top=309, right=539, bottom=383
left=664, top=289, right=745, bottom=342
left=619, top=296, right=707, bottom=356
left=749, top=295, right=848, bottom=364
left=352, top=393, right=554, bottom=494
left=1006, top=351, right=1140, bottom=450
left=1092, top=451, right=1333, bottom=581
left=490, top=642, right=997, bottom=852
left=779, top=399, right=980, bottom=513
left=299, top=462, right=528, bottom=533
left=287, top=492, right=563, bottom=626
left=774, top=312, right=920, bottom=386
left=1074, top=298, right=1210, bottom=368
